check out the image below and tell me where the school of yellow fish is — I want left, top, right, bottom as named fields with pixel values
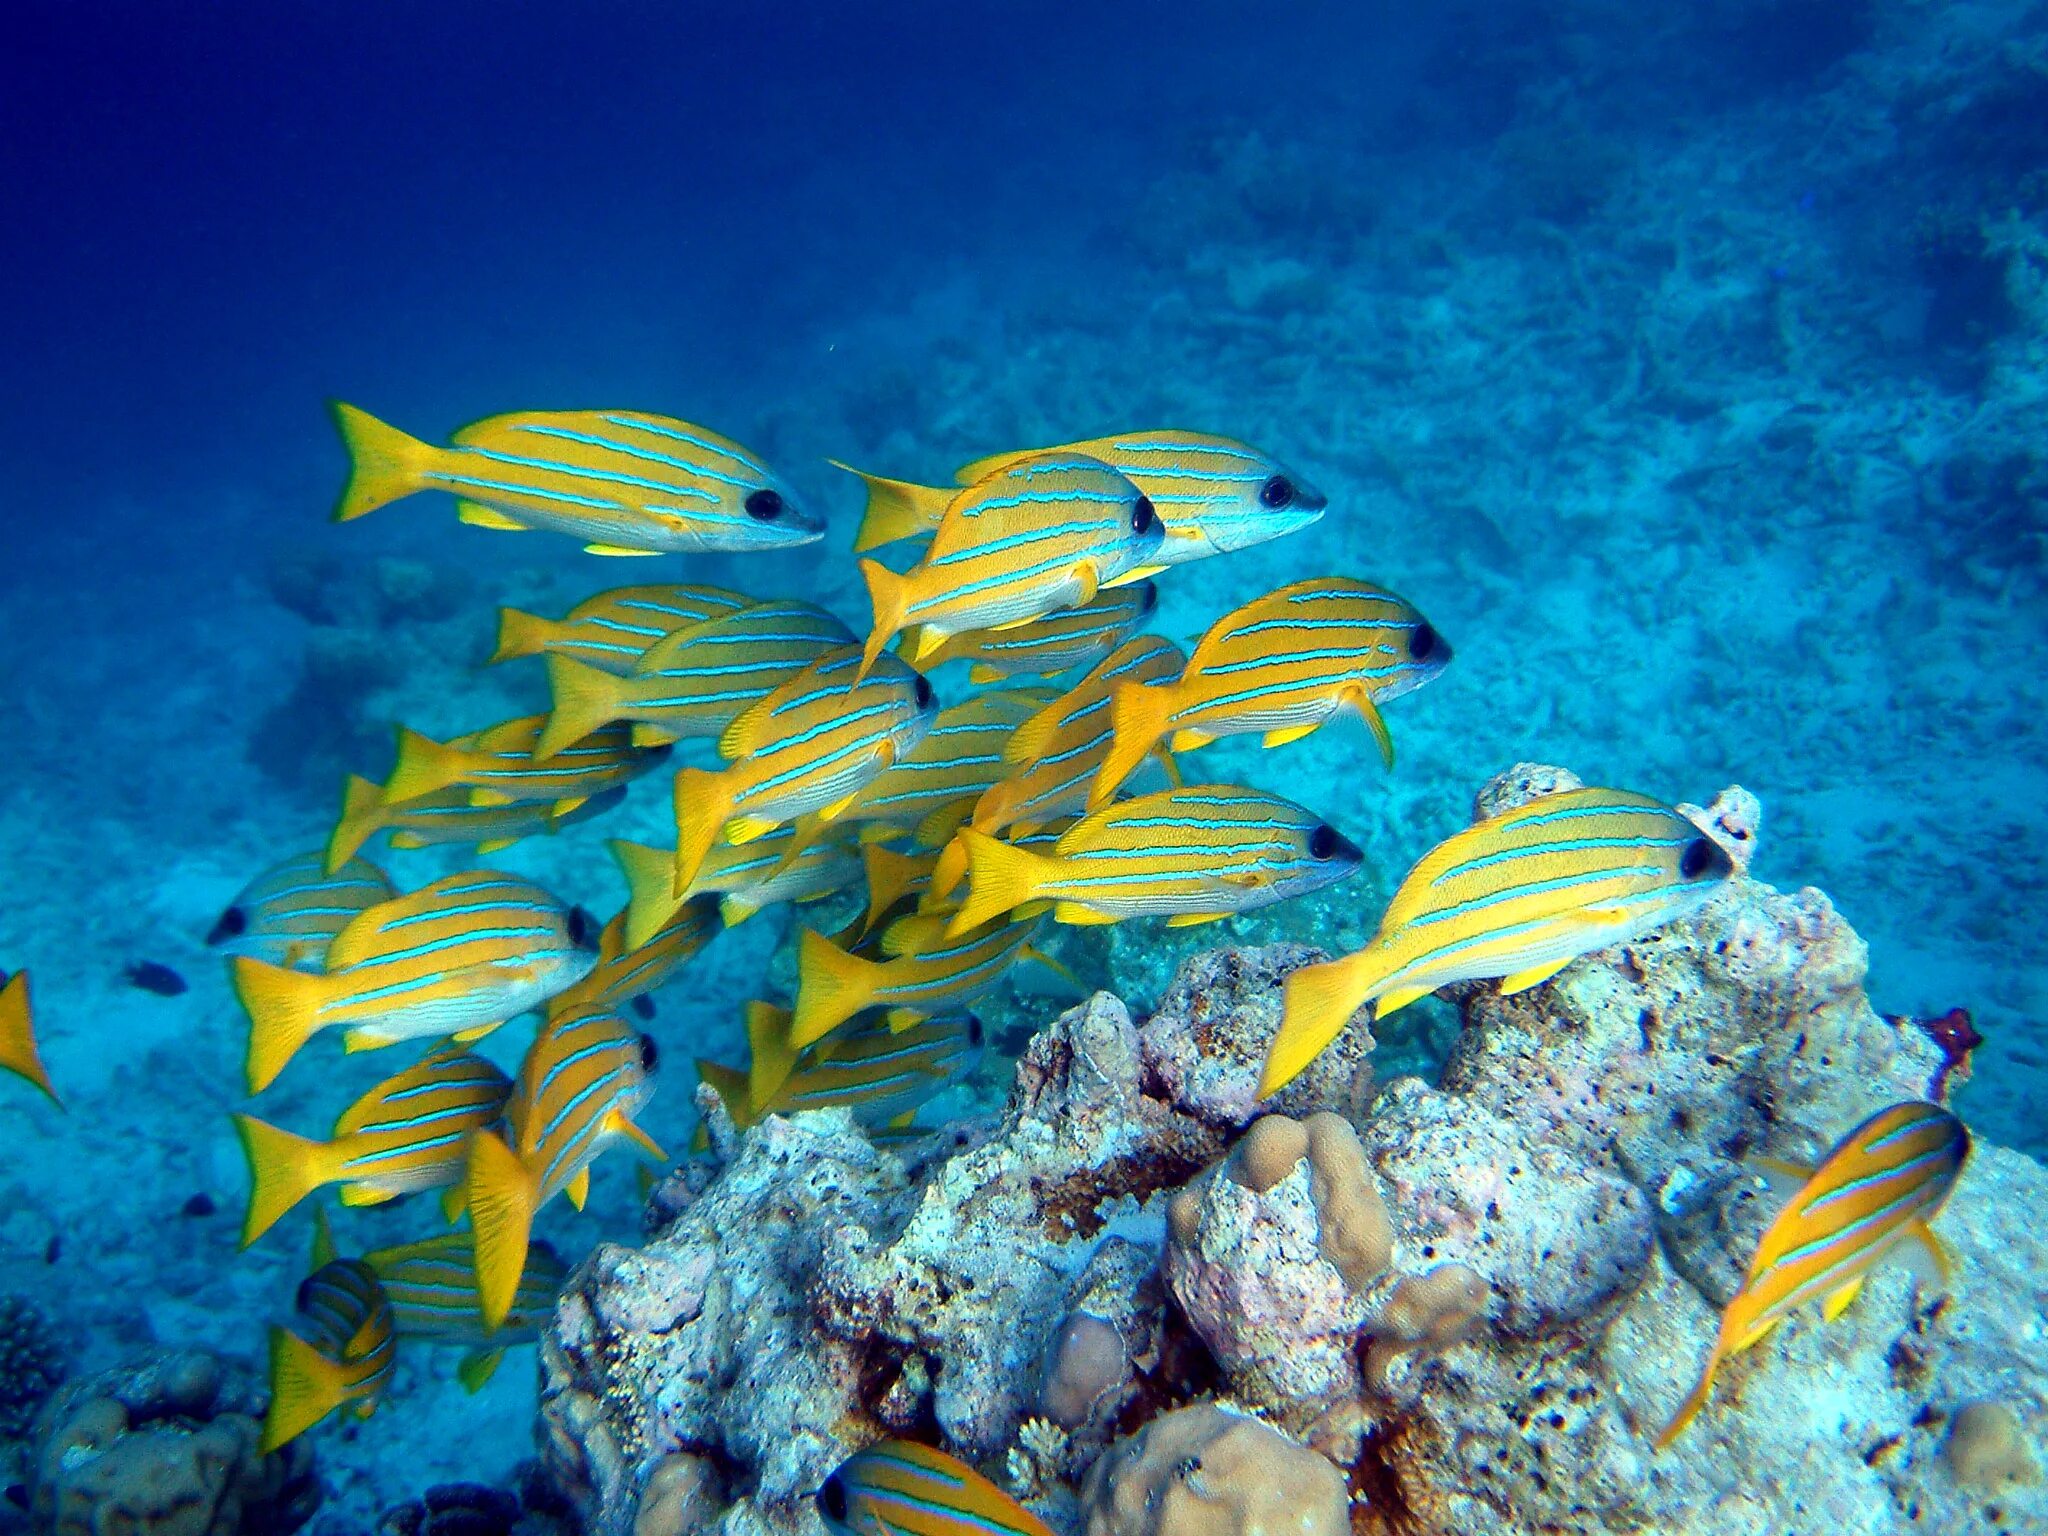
left=0, top=400, right=1976, bottom=1490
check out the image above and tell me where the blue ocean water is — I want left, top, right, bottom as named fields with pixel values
left=3, top=0, right=2043, bottom=1519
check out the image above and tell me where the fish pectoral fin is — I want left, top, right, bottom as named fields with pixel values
left=1896, top=1221, right=1955, bottom=1291
left=726, top=816, right=783, bottom=845
left=1371, top=983, right=1436, bottom=1020
left=614, top=1114, right=670, bottom=1165
left=1169, top=728, right=1215, bottom=751
left=583, top=543, right=662, bottom=557
left=1351, top=690, right=1396, bottom=768
left=564, top=1167, right=591, bottom=1210
left=1261, top=723, right=1321, bottom=748
left=1102, top=564, right=1165, bottom=587
left=1070, top=564, right=1101, bottom=607
left=457, top=1348, right=505, bottom=1394
left=457, top=502, right=530, bottom=531
left=1166, top=912, right=1231, bottom=928
left=1497, top=958, right=1574, bottom=996
left=1821, top=1276, right=1866, bottom=1324
left=1052, top=901, right=1121, bottom=926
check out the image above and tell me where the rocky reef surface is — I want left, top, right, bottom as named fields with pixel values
left=535, top=767, right=2044, bottom=1536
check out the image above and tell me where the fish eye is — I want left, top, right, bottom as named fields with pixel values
left=1409, top=624, right=1437, bottom=661
left=1130, top=496, right=1157, bottom=534
left=744, top=489, right=784, bottom=522
left=913, top=674, right=935, bottom=709
left=1680, top=837, right=1727, bottom=880
left=211, top=906, right=248, bottom=940
left=1259, top=475, right=1295, bottom=509
left=1308, top=824, right=1340, bottom=859
left=566, top=906, right=599, bottom=948
left=817, top=1476, right=850, bottom=1524
left=639, top=1034, right=660, bottom=1072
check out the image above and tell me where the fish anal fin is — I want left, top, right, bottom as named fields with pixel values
left=1262, top=723, right=1320, bottom=748
left=1497, top=958, right=1574, bottom=996
left=727, top=816, right=783, bottom=845
left=1169, top=728, right=1215, bottom=752
left=457, top=1348, right=504, bottom=1393
left=1101, top=564, right=1162, bottom=587
left=583, top=543, right=662, bottom=557
left=458, top=502, right=530, bottom=531
left=1371, top=983, right=1435, bottom=1020
left=1166, top=912, right=1231, bottom=928
left=1052, top=901, right=1120, bottom=926
left=564, top=1167, right=591, bottom=1211
left=1821, top=1276, right=1867, bottom=1322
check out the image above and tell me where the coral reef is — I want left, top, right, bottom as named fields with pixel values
left=368, top=1464, right=576, bottom=1536
left=539, top=767, right=2048, bottom=1536
left=24, top=1348, right=319, bottom=1536
left=0, top=1295, right=67, bottom=1446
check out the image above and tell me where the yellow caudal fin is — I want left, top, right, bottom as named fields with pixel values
left=694, top=1058, right=755, bottom=1129
left=235, top=957, right=329, bottom=1094
left=857, top=559, right=912, bottom=683
left=861, top=844, right=929, bottom=933
left=744, top=999, right=799, bottom=1108
left=457, top=1347, right=505, bottom=1393
left=611, top=838, right=681, bottom=949
left=0, top=971, right=59, bottom=1108
left=791, top=928, right=881, bottom=1048
left=536, top=654, right=625, bottom=762
left=1090, top=681, right=1176, bottom=808
left=383, top=726, right=469, bottom=805
left=330, top=401, right=432, bottom=523
left=464, top=1129, right=540, bottom=1332
left=947, top=831, right=1053, bottom=936
left=672, top=768, right=739, bottom=899
left=1259, top=952, right=1381, bottom=1098
left=234, top=1113, right=336, bottom=1247
left=1652, top=1351, right=1723, bottom=1451
left=326, top=774, right=387, bottom=873
left=489, top=606, right=556, bottom=666
left=834, top=461, right=953, bottom=553
left=261, top=1326, right=349, bottom=1452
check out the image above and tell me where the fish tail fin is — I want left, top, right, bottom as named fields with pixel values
left=948, top=831, right=1051, bottom=935
left=610, top=838, right=680, bottom=948
left=536, top=654, right=624, bottom=762
left=928, top=834, right=972, bottom=905
left=857, top=559, right=910, bottom=683
left=326, top=774, right=386, bottom=873
left=694, top=1058, right=755, bottom=1129
left=261, top=1326, right=349, bottom=1452
left=671, top=768, right=737, bottom=899
left=860, top=844, right=926, bottom=932
left=464, top=1129, right=539, bottom=1333
left=330, top=401, right=430, bottom=523
left=234, top=1113, right=335, bottom=1247
left=744, top=999, right=800, bottom=1105
left=489, top=606, right=554, bottom=666
left=833, top=461, right=951, bottom=553
left=1258, top=951, right=1385, bottom=1098
left=235, top=958, right=328, bottom=1094
left=0, top=971, right=59, bottom=1108
left=1651, top=1354, right=1723, bottom=1451
left=791, top=929, right=879, bottom=1048
left=1091, top=681, right=1175, bottom=808
left=383, top=726, right=467, bottom=805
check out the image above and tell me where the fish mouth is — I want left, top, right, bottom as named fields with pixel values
left=1212, top=504, right=1326, bottom=552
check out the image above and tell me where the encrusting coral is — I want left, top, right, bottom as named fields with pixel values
left=538, top=766, right=2048, bottom=1536
left=1078, top=1403, right=1347, bottom=1536
left=0, top=1294, right=68, bottom=1447
left=25, top=1348, right=320, bottom=1536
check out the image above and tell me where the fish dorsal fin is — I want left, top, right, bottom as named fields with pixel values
left=744, top=1000, right=799, bottom=1108
left=717, top=689, right=780, bottom=761
left=1004, top=697, right=1074, bottom=768
left=952, top=447, right=1031, bottom=485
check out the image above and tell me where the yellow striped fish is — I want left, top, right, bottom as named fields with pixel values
left=907, top=581, right=1157, bottom=684
left=696, top=1001, right=984, bottom=1133
left=534, top=598, right=855, bottom=761
left=262, top=1257, right=396, bottom=1451
left=1656, top=1101, right=1970, bottom=1447
left=0, top=970, right=58, bottom=1107
left=544, top=895, right=723, bottom=1015
left=815, top=1440, right=1054, bottom=1536
left=490, top=583, right=750, bottom=672
left=670, top=646, right=938, bottom=897
left=233, top=1044, right=513, bottom=1245
left=235, top=871, right=601, bottom=1093
left=809, top=688, right=1057, bottom=851
left=383, top=715, right=667, bottom=809
left=946, top=785, right=1362, bottom=934
left=927, top=639, right=1185, bottom=905
left=331, top=402, right=823, bottom=555
left=1263, top=788, right=1737, bottom=1096
left=361, top=1230, right=568, bottom=1391
left=791, top=911, right=1044, bottom=1048
left=854, top=453, right=1166, bottom=680
left=613, top=827, right=861, bottom=944
left=465, top=1005, right=665, bottom=1329
left=849, top=429, right=1325, bottom=565
left=325, top=774, right=625, bottom=873
left=1093, top=578, right=1450, bottom=806
left=208, top=851, right=398, bottom=972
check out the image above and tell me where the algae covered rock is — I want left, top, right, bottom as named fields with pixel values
left=1079, top=1404, right=1346, bottom=1536
left=25, top=1348, right=318, bottom=1536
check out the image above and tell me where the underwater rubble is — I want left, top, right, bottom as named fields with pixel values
left=536, top=766, right=2045, bottom=1536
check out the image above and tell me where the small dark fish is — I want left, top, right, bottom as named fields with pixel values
left=182, top=1192, right=217, bottom=1218
left=124, top=961, right=188, bottom=996
left=630, top=995, right=656, bottom=1021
